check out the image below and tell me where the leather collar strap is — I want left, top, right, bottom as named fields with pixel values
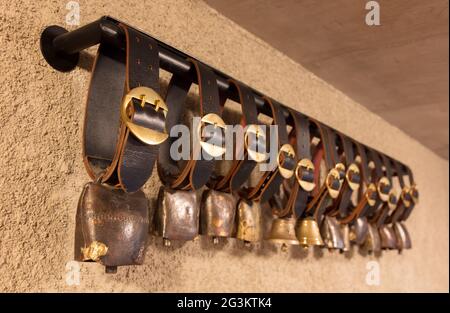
left=333, top=133, right=360, bottom=218
left=213, top=80, right=264, bottom=193
left=372, top=153, right=398, bottom=227
left=388, top=161, right=414, bottom=223
left=338, top=143, right=377, bottom=224
left=306, top=122, right=343, bottom=222
left=157, top=59, right=225, bottom=190
left=273, top=110, right=314, bottom=218
left=365, top=149, right=391, bottom=219
left=400, top=166, right=418, bottom=221
left=246, top=97, right=296, bottom=203
left=83, top=23, right=166, bottom=192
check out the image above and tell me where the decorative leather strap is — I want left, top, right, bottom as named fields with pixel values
left=83, top=23, right=165, bottom=192
left=157, top=59, right=224, bottom=190
left=246, top=97, right=296, bottom=203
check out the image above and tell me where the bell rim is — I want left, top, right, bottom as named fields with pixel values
left=298, top=238, right=324, bottom=246
left=268, top=238, right=300, bottom=245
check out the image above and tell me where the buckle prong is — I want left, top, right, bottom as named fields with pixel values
left=121, top=87, right=169, bottom=145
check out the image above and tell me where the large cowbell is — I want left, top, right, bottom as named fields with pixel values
left=74, top=182, right=149, bottom=273
left=155, top=186, right=200, bottom=246
left=201, top=189, right=237, bottom=244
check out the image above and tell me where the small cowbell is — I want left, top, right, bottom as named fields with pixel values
left=296, top=216, right=324, bottom=247
left=349, top=217, right=369, bottom=246
left=201, top=189, right=237, bottom=244
left=236, top=199, right=262, bottom=245
left=393, top=222, right=412, bottom=251
left=365, top=223, right=381, bottom=254
left=320, top=216, right=345, bottom=251
left=154, top=186, right=200, bottom=247
left=340, top=223, right=351, bottom=252
left=267, top=217, right=299, bottom=251
left=379, top=224, right=397, bottom=250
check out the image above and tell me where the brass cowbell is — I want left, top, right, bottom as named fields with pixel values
left=320, top=216, right=345, bottom=251
left=267, top=217, right=299, bottom=251
left=296, top=216, right=324, bottom=247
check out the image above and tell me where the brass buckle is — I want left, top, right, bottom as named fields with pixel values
left=326, top=168, right=342, bottom=199
left=377, top=177, right=391, bottom=202
left=365, top=183, right=378, bottom=206
left=346, top=163, right=361, bottom=191
left=244, top=124, right=267, bottom=163
left=400, top=187, right=412, bottom=208
left=409, top=184, right=419, bottom=204
left=277, top=144, right=296, bottom=179
left=295, top=158, right=316, bottom=192
left=335, top=163, right=346, bottom=183
left=199, top=113, right=227, bottom=158
left=120, top=87, right=168, bottom=145
left=387, top=190, right=398, bottom=211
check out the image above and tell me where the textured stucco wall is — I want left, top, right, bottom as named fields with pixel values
left=0, top=0, right=448, bottom=292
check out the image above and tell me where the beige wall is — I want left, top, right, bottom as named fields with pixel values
left=0, top=0, right=448, bottom=292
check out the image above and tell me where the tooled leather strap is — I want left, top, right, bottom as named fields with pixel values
left=246, top=98, right=296, bottom=203
left=213, top=80, right=262, bottom=193
left=338, top=143, right=376, bottom=224
left=157, top=59, right=223, bottom=190
left=83, top=23, right=165, bottom=192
